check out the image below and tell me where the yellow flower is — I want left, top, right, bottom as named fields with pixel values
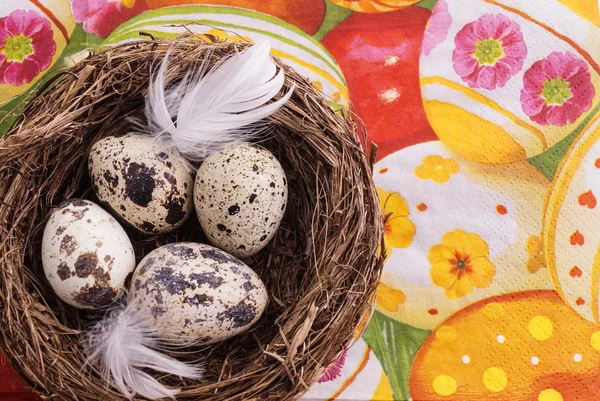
left=378, top=188, right=416, bottom=258
left=414, top=155, right=459, bottom=184
left=376, top=282, right=406, bottom=312
left=526, top=235, right=546, bottom=274
left=428, top=229, right=496, bottom=300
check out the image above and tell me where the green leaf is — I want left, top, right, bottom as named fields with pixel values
left=528, top=102, right=600, bottom=181
left=363, top=311, right=430, bottom=401
left=414, top=0, right=439, bottom=11
left=313, top=1, right=354, bottom=41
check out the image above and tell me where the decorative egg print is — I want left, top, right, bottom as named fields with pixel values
left=42, top=199, right=136, bottom=309
left=420, top=0, right=600, bottom=164
left=102, top=5, right=349, bottom=107
left=301, top=338, right=394, bottom=401
left=131, top=243, right=268, bottom=344
left=374, top=141, right=551, bottom=330
left=0, top=0, right=76, bottom=102
left=88, top=135, right=194, bottom=234
left=410, top=290, right=600, bottom=401
left=544, top=113, right=600, bottom=323
left=194, top=143, right=288, bottom=258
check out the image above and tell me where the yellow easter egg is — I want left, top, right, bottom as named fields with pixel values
left=0, top=0, right=75, bottom=103
left=104, top=6, right=348, bottom=107
left=410, top=290, right=600, bottom=400
left=374, top=141, right=551, bottom=330
left=420, top=0, right=600, bottom=164
left=301, top=338, right=392, bottom=401
left=544, top=112, right=600, bottom=323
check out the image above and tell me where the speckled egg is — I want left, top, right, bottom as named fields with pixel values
left=130, top=242, right=268, bottom=344
left=42, top=199, right=136, bottom=309
left=194, top=143, right=288, bottom=258
left=88, top=135, right=194, bottom=234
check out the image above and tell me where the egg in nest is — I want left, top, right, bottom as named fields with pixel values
left=88, top=135, right=194, bottom=234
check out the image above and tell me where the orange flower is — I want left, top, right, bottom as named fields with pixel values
left=414, top=155, right=459, bottom=184
left=378, top=188, right=416, bottom=258
left=429, top=229, right=495, bottom=300
left=526, top=235, right=546, bottom=274
left=376, top=282, right=406, bottom=312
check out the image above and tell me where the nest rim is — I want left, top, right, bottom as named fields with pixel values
left=0, top=35, right=384, bottom=401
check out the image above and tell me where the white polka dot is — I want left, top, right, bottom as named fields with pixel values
left=462, top=355, right=470, bottom=364
left=531, top=356, right=540, bottom=365
left=497, top=334, right=505, bottom=344
left=574, top=353, right=582, bottom=362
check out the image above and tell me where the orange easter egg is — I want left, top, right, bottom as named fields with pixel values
left=410, top=290, right=600, bottom=400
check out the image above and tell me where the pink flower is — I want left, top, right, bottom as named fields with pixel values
left=72, top=0, right=148, bottom=38
left=0, top=10, right=56, bottom=86
left=452, top=13, right=527, bottom=90
left=521, top=51, right=595, bottom=126
left=422, top=0, right=452, bottom=56
left=317, top=349, right=347, bottom=383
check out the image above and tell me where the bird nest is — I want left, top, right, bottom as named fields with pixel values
left=0, top=35, right=384, bottom=400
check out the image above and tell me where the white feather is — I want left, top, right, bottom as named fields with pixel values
left=145, top=39, right=294, bottom=161
left=83, top=300, right=203, bottom=400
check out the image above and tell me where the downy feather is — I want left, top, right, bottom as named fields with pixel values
left=83, top=299, right=203, bottom=400
left=146, top=39, right=294, bottom=161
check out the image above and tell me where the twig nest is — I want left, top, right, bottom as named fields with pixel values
left=0, top=36, right=382, bottom=401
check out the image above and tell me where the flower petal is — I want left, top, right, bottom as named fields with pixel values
left=469, top=258, right=495, bottom=288
left=440, top=229, right=469, bottom=256
left=4, top=10, right=29, bottom=35
left=477, top=66, right=498, bottom=90
left=428, top=244, right=455, bottom=265
left=444, top=277, right=473, bottom=300
left=454, top=23, right=478, bottom=53
left=430, top=260, right=458, bottom=289
left=383, top=192, right=410, bottom=217
left=386, top=216, right=416, bottom=249
left=473, top=13, right=497, bottom=39
left=4, top=58, right=40, bottom=85
left=545, top=105, right=569, bottom=126
left=464, top=232, right=489, bottom=259
left=520, top=91, right=546, bottom=116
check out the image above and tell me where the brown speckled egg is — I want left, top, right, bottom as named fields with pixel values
left=41, top=199, right=136, bottom=309
left=194, top=143, right=288, bottom=258
left=88, top=135, right=194, bottom=234
left=130, top=243, right=268, bottom=344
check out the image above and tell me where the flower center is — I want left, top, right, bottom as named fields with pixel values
left=541, top=77, right=573, bottom=106
left=473, top=38, right=505, bottom=66
left=456, top=259, right=468, bottom=270
left=2, top=34, right=33, bottom=62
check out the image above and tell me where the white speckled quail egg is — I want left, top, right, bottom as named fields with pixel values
left=194, top=143, right=288, bottom=258
left=88, top=135, right=194, bottom=234
left=130, top=242, right=268, bottom=344
left=42, top=199, right=136, bottom=309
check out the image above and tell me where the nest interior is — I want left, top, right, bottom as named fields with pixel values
left=0, top=36, right=383, bottom=400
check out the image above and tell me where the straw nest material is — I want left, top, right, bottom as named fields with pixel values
left=0, top=35, right=384, bottom=400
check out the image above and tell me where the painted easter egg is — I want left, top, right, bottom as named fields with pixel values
left=544, top=113, right=600, bottom=323
left=301, top=338, right=394, bottom=401
left=374, top=141, right=551, bottom=330
left=0, top=1, right=75, bottom=102
left=322, top=7, right=438, bottom=161
left=103, top=5, right=348, bottom=107
left=144, top=0, right=326, bottom=35
left=410, top=290, right=600, bottom=400
left=420, top=0, right=600, bottom=163
left=328, top=0, right=419, bottom=13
